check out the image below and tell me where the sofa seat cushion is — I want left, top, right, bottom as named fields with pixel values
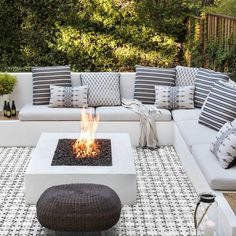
left=19, top=104, right=95, bottom=121
left=96, top=106, right=171, bottom=121
left=172, top=109, right=201, bottom=122
left=191, top=144, right=236, bottom=190
left=175, top=119, right=217, bottom=148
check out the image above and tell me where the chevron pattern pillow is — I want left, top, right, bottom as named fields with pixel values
left=210, top=121, right=236, bottom=169
left=154, top=85, right=194, bottom=109
left=194, top=68, right=229, bottom=108
left=199, top=80, right=236, bottom=131
left=49, top=85, right=88, bottom=108
left=175, top=66, right=198, bottom=86
left=80, top=72, right=121, bottom=107
left=134, top=66, right=176, bottom=104
left=32, top=65, right=72, bottom=105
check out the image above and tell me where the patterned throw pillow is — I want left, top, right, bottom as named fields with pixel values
left=49, top=85, right=88, bottom=108
left=199, top=81, right=236, bottom=131
left=175, top=66, right=199, bottom=86
left=134, top=66, right=176, bottom=104
left=80, top=72, right=121, bottom=107
left=32, top=65, right=72, bottom=105
left=154, top=85, right=194, bottom=109
left=194, top=68, right=229, bottom=108
left=210, top=121, right=236, bottom=169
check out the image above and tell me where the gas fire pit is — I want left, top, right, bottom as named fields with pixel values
left=51, top=138, right=112, bottom=166
left=24, top=132, right=137, bottom=205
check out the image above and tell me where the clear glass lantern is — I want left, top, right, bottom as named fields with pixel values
left=194, top=193, right=218, bottom=236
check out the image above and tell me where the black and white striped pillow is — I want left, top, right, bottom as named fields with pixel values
left=194, top=68, right=229, bottom=108
left=32, top=65, right=72, bottom=105
left=134, top=66, right=176, bottom=104
left=199, top=81, right=236, bottom=131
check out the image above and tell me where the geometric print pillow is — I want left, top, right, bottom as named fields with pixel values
left=154, top=85, right=194, bottom=109
left=32, top=65, right=72, bottom=105
left=175, top=66, right=199, bottom=86
left=199, top=81, right=236, bottom=131
left=49, top=85, right=88, bottom=108
left=80, top=72, right=121, bottom=107
left=210, top=121, right=236, bottom=169
left=134, top=66, right=176, bottom=104
left=194, top=68, right=229, bottom=108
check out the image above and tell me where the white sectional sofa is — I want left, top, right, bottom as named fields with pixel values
left=1, top=72, right=234, bottom=195
left=1, top=71, right=236, bottom=235
left=1, top=72, right=235, bottom=193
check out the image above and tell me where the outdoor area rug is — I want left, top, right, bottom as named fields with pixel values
left=0, top=146, right=197, bottom=236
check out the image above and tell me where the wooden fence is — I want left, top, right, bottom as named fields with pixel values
left=186, top=13, right=236, bottom=72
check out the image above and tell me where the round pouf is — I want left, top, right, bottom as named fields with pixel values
left=36, top=183, right=121, bottom=232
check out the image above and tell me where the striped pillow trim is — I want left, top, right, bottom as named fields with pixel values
left=134, top=66, right=176, bottom=104
left=199, top=81, right=236, bottom=131
left=194, top=68, right=229, bottom=108
left=32, top=65, right=72, bottom=105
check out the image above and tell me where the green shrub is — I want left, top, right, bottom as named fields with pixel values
left=0, top=0, right=201, bottom=72
left=0, top=74, right=17, bottom=95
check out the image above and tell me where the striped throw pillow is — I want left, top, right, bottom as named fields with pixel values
left=194, top=68, right=229, bottom=108
left=199, top=81, right=236, bottom=131
left=134, top=66, right=176, bottom=104
left=32, top=65, right=72, bottom=105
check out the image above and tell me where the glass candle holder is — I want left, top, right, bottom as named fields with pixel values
left=194, top=192, right=218, bottom=236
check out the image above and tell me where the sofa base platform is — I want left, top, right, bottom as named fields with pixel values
left=0, top=120, right=174, bottom=146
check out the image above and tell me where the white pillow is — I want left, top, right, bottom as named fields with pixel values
left=155, top=85, right=194, bottom=109
left=49, top=85, right=88, bottom=108
left=210, top=121, right=236, bottom=169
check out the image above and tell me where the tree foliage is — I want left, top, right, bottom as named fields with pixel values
left=0, top=0, right=201, bottom=72
left=204, top=0, right=236, bottom=16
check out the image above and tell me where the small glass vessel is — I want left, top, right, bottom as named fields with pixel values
left=194, top=192, right=218, bottom=236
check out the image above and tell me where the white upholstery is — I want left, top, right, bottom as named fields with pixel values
left=175, top=119, right=217, bottom=148
left=19, top=104, right=95, bottom=121
left=172, top=109, right=201, bottom=122
left=191, top=144, right=236, bottom=190
left=96, top=106, right=171, bottom=121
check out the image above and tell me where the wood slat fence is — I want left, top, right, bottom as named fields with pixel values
left=186, top=13, right=236, bottom=74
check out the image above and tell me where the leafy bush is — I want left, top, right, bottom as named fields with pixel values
left=0, top=0, right=200, bottom=72
left=0, top=74, right=17, bottom=95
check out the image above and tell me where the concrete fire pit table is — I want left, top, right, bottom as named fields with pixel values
left=25, top=133, right=136, bottom=205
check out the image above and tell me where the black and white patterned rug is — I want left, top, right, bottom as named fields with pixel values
left=0, top=146, right=197, bottom=236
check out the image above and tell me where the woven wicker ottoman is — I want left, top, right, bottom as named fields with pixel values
left=36, top=183, right=121, bottom=233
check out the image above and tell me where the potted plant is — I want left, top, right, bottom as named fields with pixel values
left=0, top=73, right=17, bottom=111
left=0, top=73, right=17, bottom=96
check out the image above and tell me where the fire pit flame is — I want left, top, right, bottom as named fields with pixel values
left=73, top=108, right=100, bottom=158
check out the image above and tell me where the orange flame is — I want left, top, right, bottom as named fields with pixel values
left=73, top=108, right=100, bottom=158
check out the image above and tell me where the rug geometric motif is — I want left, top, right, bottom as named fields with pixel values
left=0, top=146, right=197, bottom=236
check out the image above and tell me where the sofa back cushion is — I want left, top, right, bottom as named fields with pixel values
left=80, top=72, right=121, bottom=107
left=49, top=85, right=88, bottom=108
left=199, top=81, right=236, bottom=131
left=175, top=66, right=198, bottom=86
left=155, top=85, right=194, bottom=109
left=194, top=68, right=229, bottom=108
left=134, top=66, right=176, bottom=104
left=32, top=65, right=72, bottom=105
